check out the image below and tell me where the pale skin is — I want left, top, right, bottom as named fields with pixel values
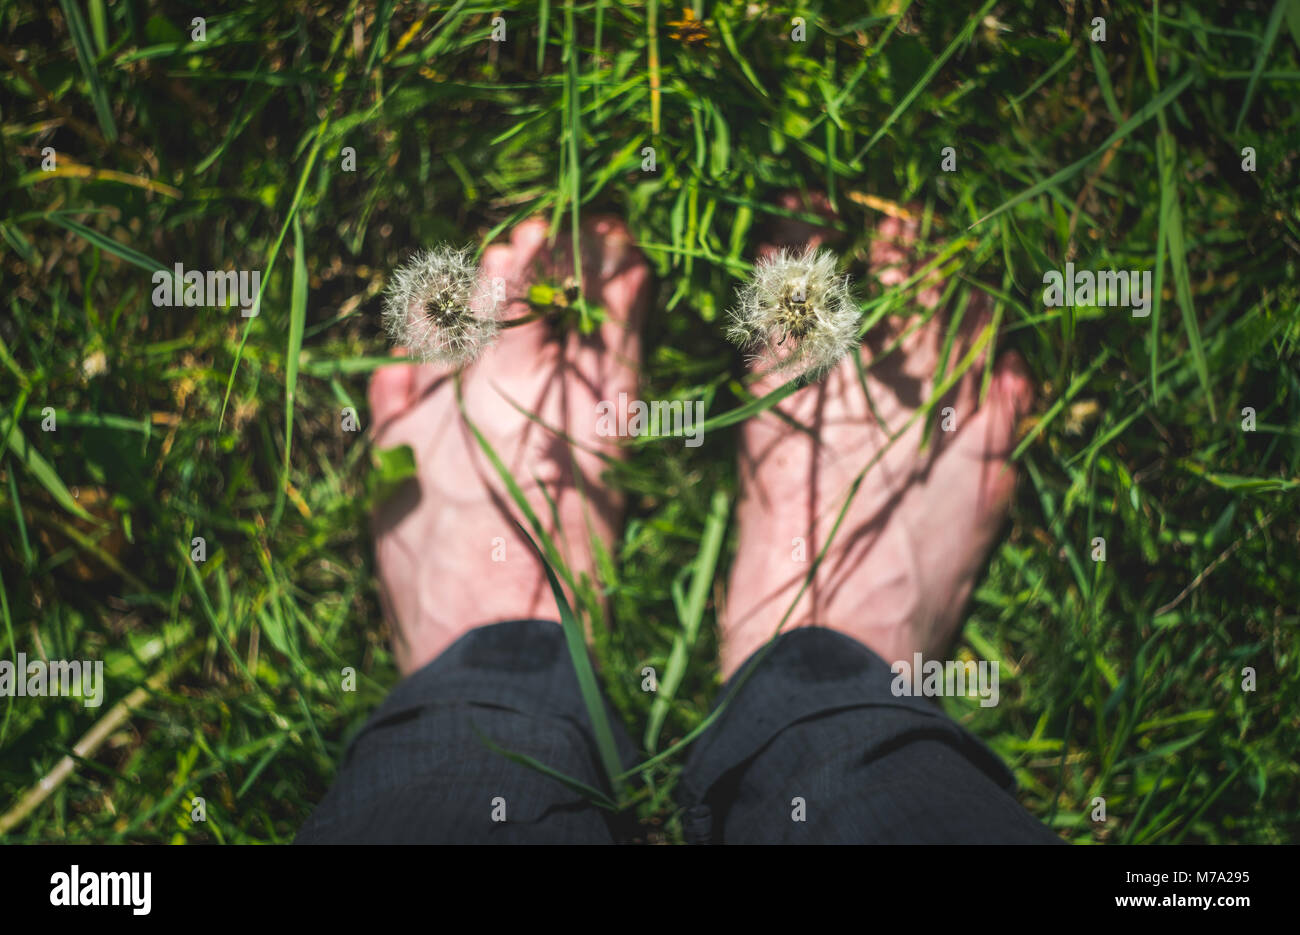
left=369, top=206, right=1034, bottom=680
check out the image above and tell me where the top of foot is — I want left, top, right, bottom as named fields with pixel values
left=368, top=216, right=650, bottom=674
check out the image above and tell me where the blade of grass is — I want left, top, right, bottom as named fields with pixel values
left=518, top=517, right=624, bottom=799
left=644, top=489, right=730, bottom=751
left=19, top=164, right=180, bottom=198
left=58, top=0, right=117, bottom=142
left=0, top=409, right=96, bottom=523
left=1009, top=349, right=1111, bottom=463
left=1234, top=0, right=1290, bottom=132
left=44, top=216, right=166, bottom=273
left=1009, top=45, right=1076, bottom=107
left=0, top=565, right=15, bottom=745
left=1164, top=182, right=1214, bottom=419
left=1151, top=140, right=1171, bottom=402
left=714, top=5, right=767, bottom=98
left=454, top=380, right=580, bottom=596
left=647, top=0, right=663, bottom=134
left=182, top=544, right=257, bottom=687
left=1088, top=41, right=1123, bottom=123
left=364, top=0, right=395, bottom=73
left=6, top=471, right=34, bottom=570
left=563, top=0, right=588, bottom=330
left=273, top=215, right=308, bottom=529
left=1170, top=760, right=1247, bottom=844
left=537, top=0, right=550, bottom=70
left=629, top=373, right=802, bottom=443
left=219, top=115, right=330, bottom=429
left=852, top=0, right=997, bottom=163
left=969, top=71, right=1196, bottom=229
left=474, top=727, right=618, bottom=810
left=456, top=380, right=624, bottom=798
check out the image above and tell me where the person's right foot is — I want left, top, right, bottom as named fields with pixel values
left=720, top=211, right=1035, bottom=678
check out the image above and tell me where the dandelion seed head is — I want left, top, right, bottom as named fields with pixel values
left=382, top=245, right=500, bottom=366
left=727, top=246, right=858, bottom=380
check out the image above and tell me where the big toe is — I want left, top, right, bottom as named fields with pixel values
left=587, top=216, right=649, bottom=329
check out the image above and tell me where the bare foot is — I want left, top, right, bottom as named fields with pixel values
left=721, top=208, right=1034, bottom=678
left=368, top=217, right=651, bottom=675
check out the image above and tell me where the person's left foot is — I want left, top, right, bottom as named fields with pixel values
left=721, top=209, right=1035, bottom=678
left=368, top=217, right=651, bottom=674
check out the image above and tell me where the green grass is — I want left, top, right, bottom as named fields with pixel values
left=2, top=0, right=1298, bottom=844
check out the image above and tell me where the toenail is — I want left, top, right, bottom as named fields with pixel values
left=600, top=235, right=631, bottom=276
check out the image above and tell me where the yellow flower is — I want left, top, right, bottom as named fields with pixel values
left=666, top=9, right=712, bottom=47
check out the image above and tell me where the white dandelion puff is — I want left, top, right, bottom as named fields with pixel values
left=727, top=246, right=859, bottom=380
left=382, top=245, right=500, bottom=366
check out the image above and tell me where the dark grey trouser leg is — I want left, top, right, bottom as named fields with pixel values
left=297, top=620, right=632, bottom=844
left=678, top=628, right=1061, bottom=844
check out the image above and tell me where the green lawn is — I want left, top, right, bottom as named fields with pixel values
left=1, top=0, right=1297, bottom=844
